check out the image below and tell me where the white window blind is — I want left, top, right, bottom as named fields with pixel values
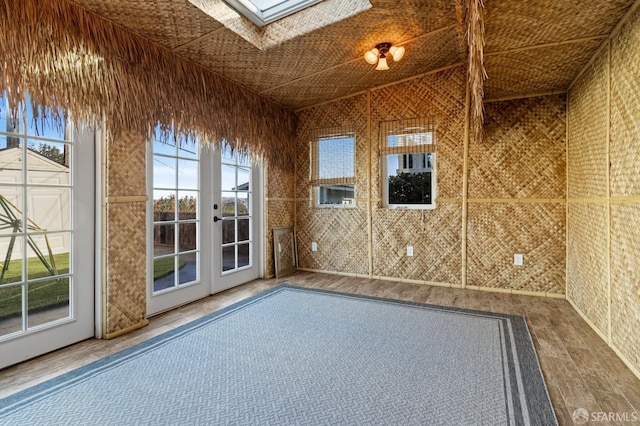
left=379, top=117, right=436, bottom=155
left=310, top=127, right=356, bottom=186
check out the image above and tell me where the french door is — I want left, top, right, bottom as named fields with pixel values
left=147, top=139, right=261, bottom=315
left=147, top=135, right=209, bottom=315
left=0, top=96, right=95, bottom=369
left=211, top=145, right=261, bottom=292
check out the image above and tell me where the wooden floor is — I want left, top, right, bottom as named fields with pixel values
left=0, top=271, right=638, bottom=425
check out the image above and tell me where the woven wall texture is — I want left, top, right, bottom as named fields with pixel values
left=105, top=133, right=147, bottom=336
left=372, top=204, right=462, bottom=284
left=264, top=165, right=296, bottom=278
left=370, top=67, right=465, bottom=283
left=610, top=6, right=640, bottom=197
left=565, top=45, right=610, bottom=337
left=106, top=133, right=147, bottom=197
left=370, top=67, right=466, bottom=200
left=290, top=65, right=567, bottom=293
left=566, top=5, right=640, bottom=376
left=567, top=47, right=609, bottom=199
left=297, top=202, right=369, bottom=275
left=470, top=95, right=566, bottom=199
left=610, top=204, right=640, bottom=371
left=566, top=203, right=609, bottom=335
left=467, top=203, right=565, bottom=294
left=609, top=6, right=640, bottom=374
left=106, top=201, right=147, bottom=335
left=295, top=95, right=369, bottom=275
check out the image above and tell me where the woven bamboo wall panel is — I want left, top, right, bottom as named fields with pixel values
left=372, top=203, right=462, bottom=284
left=106, top=202, right=147, bottom=335
left=267, top=166, right=295, bottom=199
left=265, top=200, right=295, bottom=278
left=484, top=39, right=603, bottom=99
left=610, top=204, right=640, bottom=373
left=470, top=95, right=566, bottom=199
left=104, top=131, right=148, bottom=335
left=370, top=66, right=466, bottom=200
left=566, top=203, right=609, bottom=335
left=296, top=95, right=369, bottom=200
left=296, top=202, right=368, bottom=275
left=467, top=203, right=565, bottom=294
left=107, top=132, right=147, bottom=197
left=610, top=5, right=640, bottom=197
left=567, top=47, right=609, bottom=199
left=484, top=0, right=633, bottom=52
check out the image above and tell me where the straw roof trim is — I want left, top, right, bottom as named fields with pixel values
left=0, top=0, right=297, bottom=170
left=465, top=0, right=487, bottom=143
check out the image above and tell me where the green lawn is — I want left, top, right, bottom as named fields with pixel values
left=1, top=252, right=70, bottom=284
left=0, top=254, right=186, bottom=321
left=0, top=252, right=71, bottom=321
left=153, top=257, right=186, bottom=280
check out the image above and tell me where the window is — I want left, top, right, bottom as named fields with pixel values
left=380, top=118, right=436, bottom=209
left=0, top=93, right=74, bottom=336
left=223, top=0, right=324, bottom=26
left=310, top=128, right=355, bottom=207
left=220, top=144, right=253, bottom=272
left=151, top=128, right=200, bottom=293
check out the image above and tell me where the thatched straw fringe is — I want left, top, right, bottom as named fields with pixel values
left=0, top=0, right=296, bottom=170
left=455, top=0, right=466, bottom=55
left=465, top=0, right=487, bottom=143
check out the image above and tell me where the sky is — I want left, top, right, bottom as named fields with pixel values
left=1, top=93, right=68, bottom=149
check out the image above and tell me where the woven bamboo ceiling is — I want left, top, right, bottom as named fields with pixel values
left=70, top=0, right=634, bottom=110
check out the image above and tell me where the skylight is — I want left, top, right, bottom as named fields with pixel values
left=223, top=0, right=324, bottom=26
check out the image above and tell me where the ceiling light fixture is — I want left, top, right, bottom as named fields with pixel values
left=364, top=42, right=405, bottom=71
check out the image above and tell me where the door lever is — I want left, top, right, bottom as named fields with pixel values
left=214, top=215, right=221, bottom=222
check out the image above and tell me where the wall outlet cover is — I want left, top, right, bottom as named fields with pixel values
left=407, top=246, right=414, bottom=257
left=514, top=254, right=523, bottom=266
left=311, top=242, right=318, bottom=252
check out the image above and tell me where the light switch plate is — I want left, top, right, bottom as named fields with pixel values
left=311, top=242, right=318, bottom=252
left=407, top=246, right=414, bottom=257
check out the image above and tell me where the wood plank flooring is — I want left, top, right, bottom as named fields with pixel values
left=1, top=271, right=638, bottom=425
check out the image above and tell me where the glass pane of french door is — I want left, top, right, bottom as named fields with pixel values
left=151, top=131, right=200, bottom=293
left=0, top=94, right=73, bottom=339
left=147, top=128, right=210, bottom=316
left=220, top=146, right=253, bottom=273
left=0, top=92, right=94, bottom=369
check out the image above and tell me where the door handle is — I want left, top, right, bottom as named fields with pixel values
left=213, top=215, right=222, bottom=222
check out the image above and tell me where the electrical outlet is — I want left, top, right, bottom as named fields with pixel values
left=514, top=254, right=523, bottom=266
left=407, top=246, right=414, bottom=257
left=311, top=242, right=318, bottom=252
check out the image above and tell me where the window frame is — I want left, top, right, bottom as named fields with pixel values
left=380, top=118, right=437, bottom=210
left=223, top=0, right=324, bottom=27
left=382, top=152, right=436, bottom=210
left=310, top=129, right=356, bottom=209
left=314, top=184, right=356, bottom=209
